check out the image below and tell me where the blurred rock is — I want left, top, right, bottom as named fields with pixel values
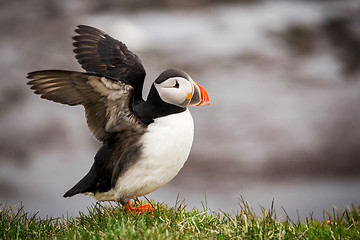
left=279, top=24, right=316, bottom=55
left=323, top=16, right=360, bottom=75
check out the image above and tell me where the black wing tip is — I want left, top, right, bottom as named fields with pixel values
left=26, top=71, right=44, bottom=82
left=75, top=25, right=105, bottom=35
left=76, top=24, right=88, bottom=28
left=76, top=24, right=95, bottom=30
left=75, top=24, right=90, bottom=32
left=27, top=70, right=53, bottom=76
left=26, top=74, right=33, bottom=80
left=26, top=70, right=46, bottom=78
left=27, top=70, right=43, bottom=77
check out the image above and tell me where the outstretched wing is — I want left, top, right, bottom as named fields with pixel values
left=27, top=70, right=145, bottom=143
left=73, top=25, right=146, bottom=100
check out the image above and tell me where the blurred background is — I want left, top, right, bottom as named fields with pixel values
left=0, top=0, right=359, bottom=220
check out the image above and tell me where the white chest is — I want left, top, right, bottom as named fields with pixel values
left=113, top=109, right=194, bottom=200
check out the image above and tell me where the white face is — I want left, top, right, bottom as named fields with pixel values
left=154, top=77, right=193, bottom=108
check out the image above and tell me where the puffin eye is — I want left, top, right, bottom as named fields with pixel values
left=173, top=81, right=180, bottom=88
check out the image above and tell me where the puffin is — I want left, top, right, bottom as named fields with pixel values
left=27, top=25, right=210, bottom=213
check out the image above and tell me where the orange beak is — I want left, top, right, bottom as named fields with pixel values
left=188, top=81, right=210, bottom=106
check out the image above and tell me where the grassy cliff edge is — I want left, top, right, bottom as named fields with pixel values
left=1, top=198, right=359, bottom=239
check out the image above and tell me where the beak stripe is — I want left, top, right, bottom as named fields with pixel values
left=189, top=81, right=210, bottom=106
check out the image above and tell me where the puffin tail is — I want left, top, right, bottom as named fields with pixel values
left=63, top=187, right=80, bottom=198
left=63, top=164, right=98, bottom=198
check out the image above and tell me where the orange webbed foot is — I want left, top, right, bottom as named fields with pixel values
left=125, top=201, right=156, bottom=214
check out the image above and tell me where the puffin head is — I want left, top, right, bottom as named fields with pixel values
left=154, top=69, right=210, bottom=108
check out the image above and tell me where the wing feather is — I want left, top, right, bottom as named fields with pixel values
left=27, top=70, right=144, bottom=142
left=73, top=25, right=146, bottom=100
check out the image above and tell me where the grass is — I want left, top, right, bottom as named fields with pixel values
left=1, top=197, right=359, bottom=239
